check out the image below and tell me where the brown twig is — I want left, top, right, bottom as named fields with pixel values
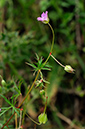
left=58, top=87, right=85, bottom=96
left=57, top=112, right=81, bottom=129
left=51, top=106, right=81, bottom=129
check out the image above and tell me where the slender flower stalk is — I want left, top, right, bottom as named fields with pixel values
left=26, top=113, right=41, bottom=125
left=43, top=23, right=55, bottom=66
left=44, top=96, right=48, bottom=113
left=51, top=54, right=65, bottom=68
left=51, top=54, right=75, bottom=73
left=48, top=23, right=55, bottom=53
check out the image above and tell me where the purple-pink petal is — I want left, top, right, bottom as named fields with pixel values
left=41, top=11, right=48, bottom=18
left=41, top=11, right=48, bottom=21
left=41, top=12, right=45, bottom=18
left=37, top=11, right=48, bottom=22
left=37, top=17, right=43, bottom=21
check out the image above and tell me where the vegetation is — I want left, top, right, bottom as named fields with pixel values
left=0, top=0, right=85, bottom=129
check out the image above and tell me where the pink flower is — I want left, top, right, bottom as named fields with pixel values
left=37, top=11, right=49, bottom=24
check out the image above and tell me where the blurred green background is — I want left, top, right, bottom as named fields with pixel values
left=0, top=0, right=85, bottom=128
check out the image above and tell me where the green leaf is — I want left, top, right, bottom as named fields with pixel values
left=0, top=94, right=12, bottom=106
left=43, top=79, right=50, bottom=84
left=35, top=53, right=39, bottom=61
left=14, top=82, right=20, bottom=93
left=13, top=107, right=20, bottom=116
left=38, top=57, right=43, bottom=66
left=42, top=67, right=51, bottom=71
left=26, top=62, right=37, bottom=69
left=0, top=106, right=12, bottom=116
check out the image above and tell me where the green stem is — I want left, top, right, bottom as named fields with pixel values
left=18, top=70, right=40, bottom=108
left=44, top=97, right=48, bottom=113
left=43, top=23, right=55, bottom=66
left=26, top=113, right=41, bottom=125
left=48, top=23, right=55, bottom=53
left=51, top=54, right=65, bottom=68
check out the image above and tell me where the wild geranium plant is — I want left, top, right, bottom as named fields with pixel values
left=0, top=11, right=74, bottom=129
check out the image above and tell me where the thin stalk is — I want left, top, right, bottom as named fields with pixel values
left=18, top=70, right=40, bottom=108
left=51, top=54, right=65, bottom=68
left=26, top=113, right=40, bottom=125
left=48, top=23, right=55, bottom=53
left=44, top=97, right=48, bottom=113
left=43, top=23, right=55, bottom=66
left=19, top=110, right=22, bottom=129
left=15, top=113, right=17, bottom=129
left=43, top=54, right=50, bottom=66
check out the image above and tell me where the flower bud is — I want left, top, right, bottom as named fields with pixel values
left=1, top=80, right=6, bottom=86
left=64, top=65, right=74, bottom=73
left=40, top=90, right=45, bottom=96
left=38, top=113, right=48, bottom=124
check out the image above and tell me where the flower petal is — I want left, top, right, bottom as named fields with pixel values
left=37, top=17, right=43, bottom=21
left=37, top=11, right=49, bottom=24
